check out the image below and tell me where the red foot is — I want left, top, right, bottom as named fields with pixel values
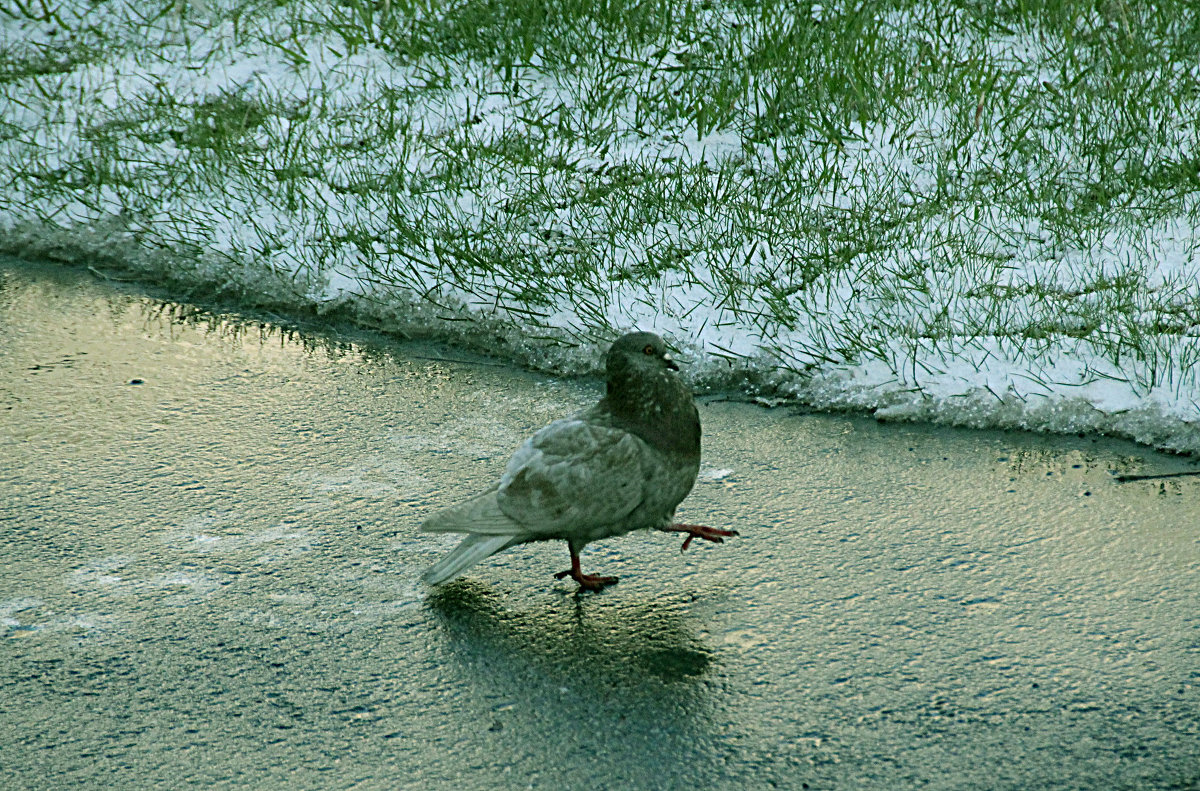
left=660, top=523, right=740, bottom=552
left=554, top=547, right=618, bottom=591
left=553, top=569, right=619, bottom=591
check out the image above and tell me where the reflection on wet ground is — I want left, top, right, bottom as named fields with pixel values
left=1, top=257, right=1197, bottom=789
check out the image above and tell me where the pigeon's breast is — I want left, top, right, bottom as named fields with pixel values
left=624, top=440, right=701, bottom=531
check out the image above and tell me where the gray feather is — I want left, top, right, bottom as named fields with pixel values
left=421, top=534, right=521, bottom=585
left=421, top=488, right=525, bottom=535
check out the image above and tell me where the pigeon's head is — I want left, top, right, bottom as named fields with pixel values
left=606, top=331, right=679, bottom=380
left=605, top=331, right=698, bottom=453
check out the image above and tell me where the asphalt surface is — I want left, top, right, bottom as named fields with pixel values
left=1, top=256, right=1197, bottom=790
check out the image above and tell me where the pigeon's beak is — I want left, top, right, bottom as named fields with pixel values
left=664, top=354, right=679, bottom=371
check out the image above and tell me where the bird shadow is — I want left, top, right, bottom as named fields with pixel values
left=422, top=581, right=732, bottom=783
left=425, top=580, right=716, bottom=692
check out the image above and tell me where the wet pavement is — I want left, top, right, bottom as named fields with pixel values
left=1, top=256, right=1197, bottom=789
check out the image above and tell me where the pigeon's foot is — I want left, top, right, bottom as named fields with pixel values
left=660, top=523, right=740, bottom=552
left=553, top=568, right=619, bottom=591
left=555, top=546, right=618, bottom=591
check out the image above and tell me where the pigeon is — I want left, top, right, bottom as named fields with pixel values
left=420, top=331, right=737, bottom=591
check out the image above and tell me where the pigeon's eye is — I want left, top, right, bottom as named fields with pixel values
left=643, top=345, right=655, bottom=356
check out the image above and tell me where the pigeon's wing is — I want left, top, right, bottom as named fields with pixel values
left=495, top=417, right=649, bottom=534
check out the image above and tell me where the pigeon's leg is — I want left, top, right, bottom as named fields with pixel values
left=659, top=523, right=740, bottom=552
left=553, top=543, right=618, bottom=591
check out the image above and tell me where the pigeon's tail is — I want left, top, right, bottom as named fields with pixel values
left=422, top=534, right=522, bottom=586
left=421, top=488, right=525, bottom=536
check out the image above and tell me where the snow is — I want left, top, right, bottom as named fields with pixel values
left=3, top=2, right=1200, bottom=453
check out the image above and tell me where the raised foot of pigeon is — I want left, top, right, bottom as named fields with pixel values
left=660, top=523, right=740, bottom=552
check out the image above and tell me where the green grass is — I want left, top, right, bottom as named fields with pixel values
left=2, top=0, right=1200, bottom=403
